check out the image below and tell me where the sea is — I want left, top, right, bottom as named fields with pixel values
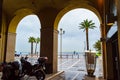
left=15, top=51, right=85, bottom=55
left=58, top=52, right=84, bottom=55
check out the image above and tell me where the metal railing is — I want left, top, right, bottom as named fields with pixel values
left=58, top=54, right=80, bottom=59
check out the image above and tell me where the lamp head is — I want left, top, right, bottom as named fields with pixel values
left=106, top=13, right=117, bottom=26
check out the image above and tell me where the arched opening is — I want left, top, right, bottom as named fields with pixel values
left=57, top=8, right=102, bottom=79
left=15, top=15, right=41, bottom=58
left=5, top=8, right=41, bottom=62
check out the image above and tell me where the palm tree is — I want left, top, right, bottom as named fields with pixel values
left=93, top=40, right=101, bottom=57
left=93, top=40, right=101, bottom=51
left=79, top=19, right=96, bottom=50
left=28, top=36, right=36, bottom=57
left=35, top=37, right=40, bottom=55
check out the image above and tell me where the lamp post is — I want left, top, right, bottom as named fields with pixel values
left=59, top=28, right=65, bottom=59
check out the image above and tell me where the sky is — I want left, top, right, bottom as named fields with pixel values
left=16, top=15, right=40, bottom=53
left=15, top=8, right=100, bottom=54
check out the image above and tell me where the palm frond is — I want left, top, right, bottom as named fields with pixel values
left=78, top=19, right=96, bottom=30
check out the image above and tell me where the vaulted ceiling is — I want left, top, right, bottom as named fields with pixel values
left=3, top=0, right=104, bottom=18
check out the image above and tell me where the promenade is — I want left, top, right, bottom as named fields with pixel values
left=53, top=54, right=104, bottom=80
left=0, top=54, right=104, bottom=80
left=22, top=54, right=104, bottom=80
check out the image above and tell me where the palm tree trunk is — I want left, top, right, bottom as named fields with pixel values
left=31, top=42, right=33, bottom=57
left=86, top=28, right=89, bottom=50
left=35, top=42, right=37, bottom=55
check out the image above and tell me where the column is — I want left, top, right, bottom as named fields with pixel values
left=0, top=33, right=6, bottom=62
left=0, top=0, right=3, bottom=62
left=106, top=39, right=114, bottom=79
left=38, top=8, right=59, bottom=74
left=100, top=24, right=107, bottom=79
left=6, top=32, right=16, bottom=62
left=0, top=0, right=3, bottom=33
left=40, top=27, right=58, bottom=73
left=117, top=0, right=120, bottom=77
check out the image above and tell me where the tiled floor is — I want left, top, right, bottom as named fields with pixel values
left=0, top=71, right=105, bottom=80
left=45, top=55, right=105, bottom=80
left=45, top=71, right=105, bottom=80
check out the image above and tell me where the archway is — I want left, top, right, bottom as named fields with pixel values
left=15, top=15, right=41, bottom=58
left=54, top=2, right=103, bottom=78
left=54, top=2, right=102, bottom=30
left=5, top=8, right=40, bottom=62
left=57, top=8, right=102, bottom=79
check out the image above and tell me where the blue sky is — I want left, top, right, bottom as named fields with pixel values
left=15, top=8, right=100, bottom=53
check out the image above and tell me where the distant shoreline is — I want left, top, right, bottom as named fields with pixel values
left=15, top=52, right=85, bottom=55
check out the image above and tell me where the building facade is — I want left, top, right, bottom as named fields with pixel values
left=0, top=0, right=120, bottom=79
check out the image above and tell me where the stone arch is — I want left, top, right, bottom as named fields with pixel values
left=6, top=8, right=40, bottom=62
left=8, top=8, right=36, bottom=33
left=53, top=1, right=103, bottom=73
left=54, top=2, right=102, bottom=30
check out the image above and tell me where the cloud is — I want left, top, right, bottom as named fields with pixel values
left=16, top=15, right=40, bottom=52
left=16, top=9, right=101, bottom=53
left=58, top=8, right=100, bottom=52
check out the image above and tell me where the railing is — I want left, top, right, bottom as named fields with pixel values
left=58, top=54, right=80, bottom=59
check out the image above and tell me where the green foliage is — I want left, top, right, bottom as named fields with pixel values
left=28, top=37, right=36, bottom=43
left=93, top=40, right=101, bottom=51
left=93, top=40, right=101, bottom=57
left=79, top=19, right=96, bottom=31
left=28, top=37, right=40, bottom=56
left=96, top=51, right=101, bottom=57
left=35, top=37, right=40, bottom=43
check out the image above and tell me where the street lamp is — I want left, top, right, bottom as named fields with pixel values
left=59, top=28, right=65, bottom=58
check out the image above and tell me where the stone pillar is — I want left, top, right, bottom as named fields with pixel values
left=0, top=0, right=3, bottom=33
left=6, top=32, right=16, bottom=62
left=38, top=8, right=59, bottom=74
left=0, top=36, right=2, bottom=62
left=117, top=0, right=120, bottom=76
left=106, top=39, right=114, bottom=79
left=0, top=0, right=3, bottom=62
left=0, top=33, right=5, bottom=62
left=40, top=27, right=58, bottom=74
left=100, top=24, right=107, bottom=79
left=53, top=29, right=58, bottom=72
